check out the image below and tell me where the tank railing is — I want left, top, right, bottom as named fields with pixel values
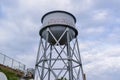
left=0, top=52, right=26, bottom=72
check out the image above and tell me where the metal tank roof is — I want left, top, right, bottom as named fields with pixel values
left=41, top=10, right=76, bottom=23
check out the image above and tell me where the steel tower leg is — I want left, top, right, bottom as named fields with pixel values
left=67, top=28, right=73, bottom=80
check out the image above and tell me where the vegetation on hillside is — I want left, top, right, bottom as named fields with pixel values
left=0, top=67, right=19, bottom=80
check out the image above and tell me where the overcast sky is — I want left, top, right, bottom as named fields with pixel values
left=0, top=0, right=120, bottom=80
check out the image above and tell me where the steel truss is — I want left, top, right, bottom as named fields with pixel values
left=35, top=27, right=84, bottom=80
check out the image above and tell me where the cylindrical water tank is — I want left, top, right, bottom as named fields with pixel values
left=40, top=11, right=78, bottom=45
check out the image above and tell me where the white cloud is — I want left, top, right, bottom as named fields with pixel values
left=105, top=26, right=120, bottom=43
left=0, top=20, right=18, bottom=44
left=78, top=26, right=106, bottom=39
left=17, top=0, right=96, bottom=16
left=116, top=18, right=120, bottom=23
left=82, top=44, right=120, bottom=80
left=15, top=45, right=38, bottom=68
left=79, top=40, right=101, bottom=51
left=107, top=33, right=120, bottom=42
left=18, top=0, right=72, bottom=12
left=92, top=10, right=109, bottom=21
left=85, top=26, right=105, bottom=34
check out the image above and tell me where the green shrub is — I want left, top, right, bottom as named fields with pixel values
left=0, top=68, right=19, bottom=80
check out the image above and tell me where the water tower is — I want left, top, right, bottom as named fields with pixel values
left=35, top=11, right=85, bottom=80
